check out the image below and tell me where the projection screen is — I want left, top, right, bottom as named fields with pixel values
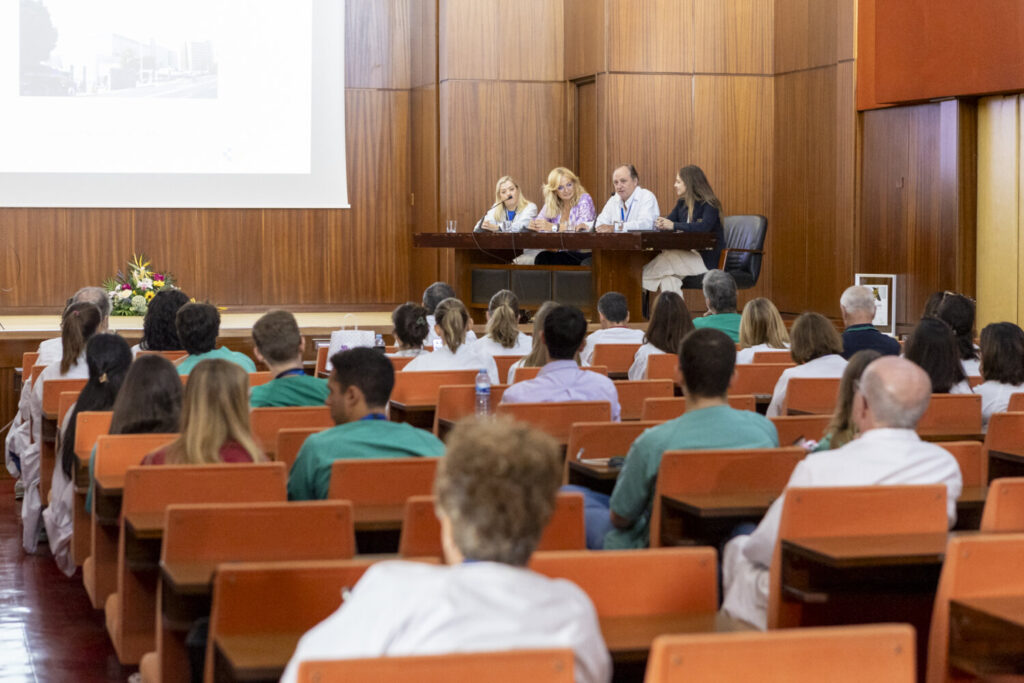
left=1, top=0, right=348, bottom=208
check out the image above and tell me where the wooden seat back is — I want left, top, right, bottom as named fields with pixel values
left=432, top=384, right=509, bottom=434
left=751, top=350, right=794, bottom=363
left=108, top=463, right=287, bottom=663
left=917, top=394, right=982, bottom=438
left=983, top=412, right=1024, bottom=482
left=42, top=377, right=89, bottom=417
left=206, top=559, right=376, bottom=683
left=57, top=390, right=80, bottom=427
left=512, top=365, right=609, bottom=383
left=327, top=457, right=438, bottom=506
left=74, top=411, right=115, bottom=461
left=399, top=492, right=586, bottom=559
left=494, top=354, right=525, bottom=384
left=495, top=401, right=612, bottom=444
left=249, top=371, right=273, bottom=387
left=782, top=377, right=841, bottom=415
left=650, top=447, right=805, bottom=548
left=31, top=364, right=45, bottom=384
left=389, top=355, right=415, bottom=371
left=979, top=477, right=1024, bottom=532
left=136, top=350, right=187, bottom=362
left=769, top=484, right=948, bottom=630
left=729, top=363, right=793, bottom=396
left=1006, top=392, right=1024, bottom=412
left=275, top=427, right=324, bottom=472
left=297, top=650, right=575, bottom=683
left=565, top=420, right=658, bottom=461
left=640, top=395, right=756, bottom=422
left=938, top=441, right=986, bottom=488
left=315, top=345, right=329, bottom=377
left=644, top=352, right=677, bottom=381
left=592, top=343, right=642, bottom=375
left=21, top=351, right=39, bottom=378
left=770, top=414, right=831, bottom=447
left=613, top=379, right=673, bottom=420
left=646, top=624, right=916, bottom=682
left=250, top=406, right=332, bottom=460
left=926, top=533, right=1024, bottom=683
left=530, top=547, right=717, bottom=617
left=391, top=369, right=478, bottom=405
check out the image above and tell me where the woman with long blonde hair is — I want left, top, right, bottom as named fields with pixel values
left=736, top=298, right=790, bottom=364
left=526, top=167, right=596, bottom=266
left=142, top=359, right=264, bottom=465
left=473, top=290, right=532, bottom=360
left=403, top=298, right=500, bottom=383
left=474, top=176, right=538, bottom=232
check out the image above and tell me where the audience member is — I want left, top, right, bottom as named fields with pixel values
left=282, top=417, right=612, bottom=683
left=422, top=282, right=476, bottom=347
left=936, top=293, right=980, bottom=376
left=403, top=298, right=499, bottom=383
left=722, top=356, right=963, bottom=629
left=35, top=286, right=112, bottom=366
left=838, top=285, right=900, bottom=359
left=249, top=310, right=328, bottom=408
left=922, top=291, right=946, bottom=319
left=593, top=164, right=659, bottom=232
left=472, top=289, right=532, bottom=359
left=174, top=303, right=257, bottom=375
left=976, top=322, right=1024, bottom=429
left=627, top=291, right=694, bottom=380
left=288, top=349, right=444, bottom=501
left=21, top=302, right=104, bottom=553
left=135, top=288, right=190, bottom=353
left=813, top=349, right=881, bottom=451
left=735, top=297, right=790, bottom=364
left=692, top=270, right=741, bottom=342
left=507, top=300, right=560, bottom=383
left=766, top=313, right=847, bottom=417
left=527, top=167, right=597, bottom=265
left=904, top=317, right=971, bottom=394
left=598, top=329, right=777, bottom=550
left=85, top=355, right=183, bottom=513
left=142, top=359, right=262, bottom=464
left=44, top=334, right=132, bottom=575
left=581, top=292, right=645, bottom=365
left=502, top=305, right=621, bottom=421
left=390, top=302, right=431, bottom=357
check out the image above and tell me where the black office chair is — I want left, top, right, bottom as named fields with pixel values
left=681, top=214, right=768, bottom=290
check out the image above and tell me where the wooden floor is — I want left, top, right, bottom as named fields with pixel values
left=0, top=478, right=128, bottom=682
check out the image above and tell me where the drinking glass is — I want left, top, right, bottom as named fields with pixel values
left=446, top=219, right=457, bottom=233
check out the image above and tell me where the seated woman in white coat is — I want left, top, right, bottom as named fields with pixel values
left=735, top=298, right=790, bottom=364
left=281, top=417, right=612, bottom=683
left=627, top=291, right=693, bottom=380
left=472, top=290, right=532, bottom=361
left=403, top=298, right=500, bottom=384
left=44, top=333, right=132, bottom=576
left=766, top=312, right=848, bottom=417
left=903, top=317, right=973, bottom=395
left=473, top=175, right=538, bottom=233
left=974, top=323, right=1024, bottom=429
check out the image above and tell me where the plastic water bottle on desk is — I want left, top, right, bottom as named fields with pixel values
left=475, top=369, right=491, bottom=416
left=373, top=333, right=386, bottom=354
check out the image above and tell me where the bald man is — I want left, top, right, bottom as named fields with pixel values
left=720, top=356, right=963, bottom=630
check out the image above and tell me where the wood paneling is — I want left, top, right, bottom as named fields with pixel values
left=345, top=0, right=411, bottom=89
left=439, top=0, right=498, bottom=81
left=498, top=0, right=564, bottom=82
left=0, top=209, right=66, bottom=308
left=498, top=82, right=570, bottom=200
left=607, top=0, right=692, bottom=74
left=439, top=81, right=502, bottom=230
left=410, top=0, right=437, bottom=88
left=773, top=0, right=838, bottom=74
left=411, top=85, right=440, bottom=296
left=576, top=81, right=599, bottom=194
left=564, top=0, right=604, bottom=79
left=836, top=0, right=854, bottom=62
left=693, top=0, right=773, bottom=75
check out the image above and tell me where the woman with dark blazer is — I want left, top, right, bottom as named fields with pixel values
left=645, top=165, right=724, bottom=294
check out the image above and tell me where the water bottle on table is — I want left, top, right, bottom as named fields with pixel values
left=373, top=333, right=386, bottom=354
left=475, top=369, right=491, bottom=416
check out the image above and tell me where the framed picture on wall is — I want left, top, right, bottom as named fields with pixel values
left=854, top=274, right=897, bottom=337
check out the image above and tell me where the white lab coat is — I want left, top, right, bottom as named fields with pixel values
left=765, top=354, right=848, bottom=417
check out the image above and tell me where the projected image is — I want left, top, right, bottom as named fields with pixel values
left=19, top=0, right=218, bottom=98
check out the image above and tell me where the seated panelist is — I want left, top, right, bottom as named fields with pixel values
left=526, top=167, right=596, bottom=266
left=474, top=175, right=538, bottom=232
left=593, top=164, right=660, bottom=232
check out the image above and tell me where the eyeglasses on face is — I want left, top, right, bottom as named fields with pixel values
left=556, top=181, right=574, bottom=192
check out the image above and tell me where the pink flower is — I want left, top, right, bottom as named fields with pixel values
left=121, top=283, right=132, bottom=290
left=153, top=273, right=165, bottom=281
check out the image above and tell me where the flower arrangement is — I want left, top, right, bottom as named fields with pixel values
left=103, top=254, right=176, bottom=316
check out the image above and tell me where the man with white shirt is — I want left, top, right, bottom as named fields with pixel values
left=580, top=292, right=645, bottom=365
left=721, top=356, right=963, bottom=630
left=422, top=281, right=476, bottom=347
left=594, top=165, right=660, bottom=232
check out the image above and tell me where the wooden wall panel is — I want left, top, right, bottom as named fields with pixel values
left=773, top=0, right=838, bottom=73
left=439, top=81, right=501, bottom=231
left=602, top=74, right=694, bottom=208
left=132, top=209, right=204, bottom=299
left=498, top=82, right=570, bottom=203
left=410, top=0, right=437, bottom=88
left=198, top=211, right=265, bottom=305
left=693, top=0, right=773, bottom=75
left=836, top=0, right=854, bottom=62
left=835, top=60, right=856, bottom=285
left=498, top=0, right=564, bottom=82
left=262, top=211, right=331, bottom=305
left=564, top=0, right=604, bottom=79
left=411, top=85, right=440, bottom=297
left=607, top=0, right=692, bottom=74
left=576, top=81, right=599, bottom=195
left=0, top=209, right=66, bottom=308
left=439, top=0, right=498, bottom=81
left=63, top=209, right=135, bottom=303
left=345, top=0, right=411, bottom=89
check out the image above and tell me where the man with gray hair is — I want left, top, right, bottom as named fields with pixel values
left=692, top=269, right=741, bottom=342
left=36, top=286, right=112, bottom=366
left=720, top=356, right=962, bottom=629
left=839, top=285, right=900, bottom=359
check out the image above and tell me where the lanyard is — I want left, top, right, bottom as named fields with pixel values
left=274, top=368, right=306, bottom=379
left=360, top=413, right=388, bottom=421
left=620, top=199, right=632, bottom=222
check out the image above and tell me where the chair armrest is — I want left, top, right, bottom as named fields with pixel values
left=717, top=247, right=764, bottom=269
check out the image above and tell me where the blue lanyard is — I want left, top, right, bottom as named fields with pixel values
left=274, top=368, right=306, bottom=379
left=360, top=413, right=388, bottom=421
left=620, top=200, right=632, bottom=222
left=506, top=209, right=516, bottom=222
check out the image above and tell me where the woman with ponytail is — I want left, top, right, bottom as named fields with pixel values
left=44, top=334, right=132, bottom=575
left=22, top=301, right=103, bottom=553
left=472, top=290, right=532, bottom=360
left=403, top=298, right=500, bottom=383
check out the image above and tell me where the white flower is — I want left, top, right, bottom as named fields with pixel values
left=130, top=295, right=147, bottom=314
left=117, top=289, right=133, bottom=300
left=137, top=277, right=153, bottom=290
